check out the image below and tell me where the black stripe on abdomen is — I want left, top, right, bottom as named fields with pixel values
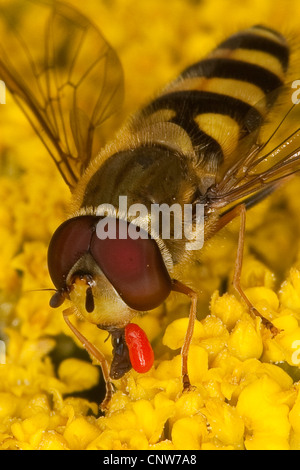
left=181, top=58, right=283, bottom=96
left=144, top=90, right=263, bottom=137
left=217, top=30, right=289, bottom=71
left=142, top=90, right=263, bottom=167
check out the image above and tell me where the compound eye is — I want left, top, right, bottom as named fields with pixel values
left=48, top=215, right=99, bottom=290
left=90, top=218, right=172, bottom=311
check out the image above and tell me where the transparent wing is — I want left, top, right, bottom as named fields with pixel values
left=208, top=82, right=300, bottom=208
left=0, top=0, right=124, bottom=190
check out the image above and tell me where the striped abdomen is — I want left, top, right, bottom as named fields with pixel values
left=81, top=25, right=290, bottom=213
left=136, top=25, right=289, bottom=190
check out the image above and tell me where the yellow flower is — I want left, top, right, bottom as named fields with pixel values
left=280, top=268, right=300, bottom=315
left=171, top=415, right=208, bottom=450
left=210, top=291, right=244, bottom=330
left=57, top=359, right=100, bottom=394
left=236, top=376, right=291, bottom=450
left=63, top=417, right=100, bottom=450
left=228, top=316, right=263, bottom=361
left=202, top=398, right=245, bottom=449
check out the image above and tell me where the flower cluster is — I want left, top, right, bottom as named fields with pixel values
left=1, top=0, right=300, bottom=451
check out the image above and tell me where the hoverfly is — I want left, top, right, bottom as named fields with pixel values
left=1, top=0, right=300, bottom=410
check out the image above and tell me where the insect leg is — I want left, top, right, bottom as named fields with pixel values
left=171, top=279, right=198, bottom=391
left=62, top=307, right=114, bottom=411
left=217, top=204, right=279, bottom=336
